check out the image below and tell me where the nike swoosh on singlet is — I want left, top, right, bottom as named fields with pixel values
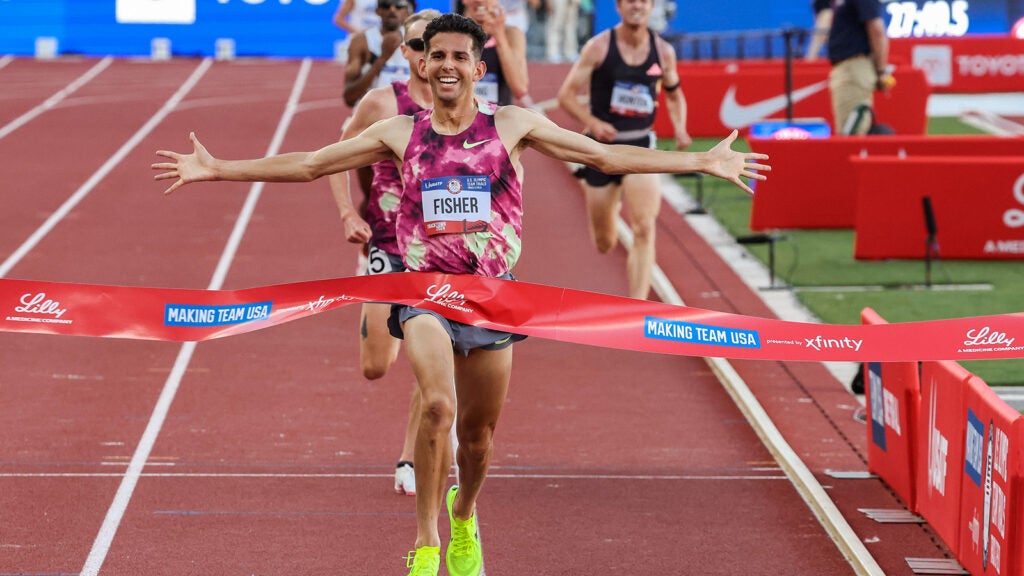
left=718, top=80, right=829, bottom=129
left=463, top=138, right=493, bottom=149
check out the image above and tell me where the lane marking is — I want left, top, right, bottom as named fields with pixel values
left=0, top=55, right=14, bottom=70
left=0, top=471, right=786, bottom=481
left=0, top=58, right=212, bottom=280
left=0, top=56, right=112, bottom=142
left=79, top=58, right=312, bottom=576
left=639, top=185, right=886, bottom=576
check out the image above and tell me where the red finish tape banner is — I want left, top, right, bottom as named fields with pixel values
left=1, top=273, right=1023, bottom=362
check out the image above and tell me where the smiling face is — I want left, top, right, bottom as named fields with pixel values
left=419, top=31, right=484, bottom=104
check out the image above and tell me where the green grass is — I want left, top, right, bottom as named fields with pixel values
left=664, top=129, right=1023, bottom=386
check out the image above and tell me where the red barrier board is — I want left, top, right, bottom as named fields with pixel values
left=890, top=35, right=1024, bottom=93
left=748, top=136, right=1024, bottom=231
left=853, top=156, right=1024, bottom=260
left=917, top=360, right=970, bottom=552
left=863, top=308, right=921, bottom=512
left=957, top=375, right=1023, bottom=576
left=652, top=60, right=930, bottom=138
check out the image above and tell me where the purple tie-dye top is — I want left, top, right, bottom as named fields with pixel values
left=367, top=81, right=424, bottom=255
left=398, top=101, right=522, bottom=277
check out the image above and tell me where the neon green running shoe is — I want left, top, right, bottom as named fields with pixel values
left=406, top=546, right=440, bottom=576
left=445, top=485, right=483, bottom=576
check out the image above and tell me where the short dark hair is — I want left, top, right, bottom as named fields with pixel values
left=422, top=13, right=486, bottom=61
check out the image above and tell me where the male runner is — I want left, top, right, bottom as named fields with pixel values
left=153, top=14, right=768, bottom=576
left=331, top=8, right=441, bottom=498
left=557, top=0, right=690, bottom=299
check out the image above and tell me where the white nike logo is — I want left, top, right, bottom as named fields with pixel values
left=463, top=138, right=493, bottom=149
left=718, top=80, right=829, bottom=129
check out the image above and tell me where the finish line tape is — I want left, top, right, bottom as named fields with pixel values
left=1, top=273, right=1022, bottom=361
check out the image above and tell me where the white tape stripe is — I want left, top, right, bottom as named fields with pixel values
left=0, top=56, right=112, bottom=142
left=79, top=59, right=312, bottom=576
left=0, top=55, right=14, bottom=70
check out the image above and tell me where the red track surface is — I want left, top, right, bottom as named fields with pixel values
left=0, top=57, right=954, bottom=575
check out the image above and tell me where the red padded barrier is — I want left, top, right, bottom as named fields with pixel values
left=862, top=309, right=922, bottom=512
left=853, top=156, right=1024, bottom=260
left=748, top=136, right=1024, bottom=231
left=916, top=360, right=970, bottom=552
left=957, top=375, right=1023, bottom=575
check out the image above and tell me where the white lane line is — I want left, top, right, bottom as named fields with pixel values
left=0, top=56, right=112, bottom=142
left=1, top=471, right=786, bottom=480
left=79, top=58, right=312, bottom=576
left=595, top=172, right=885, bottom=574
left=0, top=55, right=14, bottom=70
left=0, top=58, right=213, bottom=280
left=629, top=205, right=886, bottom=575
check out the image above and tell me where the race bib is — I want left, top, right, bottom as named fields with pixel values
left=610, top=81, right=654, bottom=117
left=367, top=244, right=396, bottom=275
left=474, top=73, right=500, bottom=104
left=421, top=176, right=491, bottom=236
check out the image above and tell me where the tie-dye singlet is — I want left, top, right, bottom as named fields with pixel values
left=368, top=81, right=424, bottom=256
left=398, top=101, right=522, bottom=277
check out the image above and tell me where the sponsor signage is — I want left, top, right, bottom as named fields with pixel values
left=916, top=360, right=970, bottom=551
left=749, top=136, right=1024, bottom=231
left=654, top=60, right=930, bottom=138
left=892, top=35, right=1024, bottom=93
left=854, top=157, right=1024, bottom=260
left=956, top=376, right=1022, bottom=575
left=862, top=308, right=922, bottom=511
left=2, top=274, right=1024, bottom=360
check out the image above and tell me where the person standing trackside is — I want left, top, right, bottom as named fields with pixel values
left=343, top=0, right=415, bottom=108
left=556, top=0, right=690, bottom=300
left=329, top=9, right=442, bottom=498
left=152, top=15, right=768, bottom=576
left=805, top=0, right=833, bottom=61
left=827, top=0, right=893, bottom=135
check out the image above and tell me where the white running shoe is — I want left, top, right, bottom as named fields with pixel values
left=395, top=461, right=416, bottom=495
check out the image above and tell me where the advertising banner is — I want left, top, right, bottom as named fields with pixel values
left=653, top=60, right=930, bottom=138
left=2, top=274, right=1024, bottom=361
left=957, top=375, right=1022, bottom=576
left=748, top=136, right=1024, bottom=231
left=891, top=35, right=1024, bottom=93
left=853, top=156, right=1024, bottom=259
left=916, top=360, right=970, bottom=552
left=863, top=309, right=922, bottom=512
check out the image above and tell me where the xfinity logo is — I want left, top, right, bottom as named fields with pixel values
left=804, top=335, right=863, bottom=352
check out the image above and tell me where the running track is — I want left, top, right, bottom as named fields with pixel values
left=0, top=56, right=955, bottom=575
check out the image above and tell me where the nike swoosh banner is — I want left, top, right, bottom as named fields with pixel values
left=1, top=274, right=1022, bottom=361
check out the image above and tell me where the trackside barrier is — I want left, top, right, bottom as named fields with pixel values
left=862, top=308, right=921, bottom=512
left=957, top=375, right=1023, bottom=575
left=916, top=360, right=970, bottom=559
left=863, top=308, right=1024, bottom=574
left=652, top=60, right=929, bottom=138
left=852, top=156, right=1024, bottom=260
left=747, top=136, right=1024, bottom=231
left=889, top=36, right=1024, bottom=94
